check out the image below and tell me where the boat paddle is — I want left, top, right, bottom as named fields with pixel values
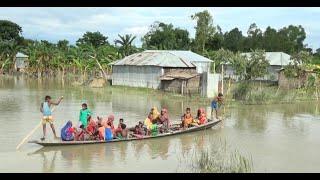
left=16, top=98, right=63, bottom=150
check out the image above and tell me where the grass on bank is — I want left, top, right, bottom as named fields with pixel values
left=177, top=137, right=253, bottom=173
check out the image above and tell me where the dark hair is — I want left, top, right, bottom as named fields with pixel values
left=120, top=118, right=124, bottom=122
left=121, top=123, right=126, bottom=129
left=186, top=107, right=191, bottom=111
left=45, top=96, right=51, bottom=101
left=218, top=93, right=223, bottom=97
left=82, top=103, right=87, bottom=108
left=135, top=125, right=139, bottom=129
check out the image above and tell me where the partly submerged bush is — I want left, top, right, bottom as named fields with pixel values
left=178, top=138, right=253, bottom=173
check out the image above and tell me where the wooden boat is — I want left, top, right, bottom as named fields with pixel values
left=29, top=119, right=221, bottom=147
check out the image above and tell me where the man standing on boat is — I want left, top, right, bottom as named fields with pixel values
left=211, top=93, right=224, bottom=120
left=40, top=95, right=63, bottom=141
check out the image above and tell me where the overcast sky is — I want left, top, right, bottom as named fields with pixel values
left=0, top=7, right=319, bottom=51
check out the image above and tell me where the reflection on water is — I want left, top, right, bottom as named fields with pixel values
left=1, top=76, right=320, bottom=172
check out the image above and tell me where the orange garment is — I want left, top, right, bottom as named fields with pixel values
left=183, top=113, right=193, bottom=127
left=98, top=126, right=105, bottom=140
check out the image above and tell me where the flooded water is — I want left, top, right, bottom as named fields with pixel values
left=0, top=76, right=320, bottom=172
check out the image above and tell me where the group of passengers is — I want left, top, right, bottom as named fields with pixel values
left=60, top=103, right=208, bottom=142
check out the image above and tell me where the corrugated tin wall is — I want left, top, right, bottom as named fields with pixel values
left=112, top=66, right=163, bottom=89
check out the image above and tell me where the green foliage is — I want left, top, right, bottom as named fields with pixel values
left=223, top=28, right=244, bottom=52
left=76, top=31, right=109, bottom=48
left=307, top=75, right=316, bottom=87
left=244, top=49, right=269, bottom=80
left=233, top=81, right=251, bottom=100
left=142, top=22, right=190, bottom=50
left=115, top=34, right=137, bottom=56
left=178, top=138, right=253, bottom=173
left=284, top=51, right=312, bottom=78
left=204, top=48, right=233, bottom=73
left=0, top=20, right=23, bottom=43
left=191, top=10, right=215, bottom=53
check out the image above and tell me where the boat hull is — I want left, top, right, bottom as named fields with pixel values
left=29, top=119, right=221, bottom=147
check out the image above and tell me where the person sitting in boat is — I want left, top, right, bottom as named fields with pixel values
left=182, top=108, right=199, bottom=128
left=79, top=103, right=91, bottom=128
left=134, top=125, right=144, bottom=135
left=106, top=115, right=115, bottom=136
left=98, top=123, right=105, bottom=140
left=144, top=112, right=153, bottom=133
left=74, top=125, right=85, bottom=141
left=144, top=107, right=160, bottom=132
left=158, top=108, right=170, bottom=132
left=196, top=108, right=207, bottom=125
left=104, top=123, right=114, bottom=141
left=150, top=119, right=159, bottom=136
left=86, top=116, right=99, bottom=140
left=97, top=116, right=104, bottom=128
left=61, top=121, right=74, bottom=141
left=116, top=123, right=129, bottom=139
left=115, top=118, right=124, bottom=135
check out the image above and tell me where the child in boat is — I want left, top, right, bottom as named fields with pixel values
left=40, top=95, right=63, bottom=141
left=211, top=93, right=224, bottom=119
left=182, top=108, right=198, bottom=128
left=98, top=124, right=105, bottom=140
left=116, top=123, right=129, bottom=139
left=115, top=118, right=124, bottom=134
left=150, top=119, right=159, bottom=136
left=197, top=108, right=207, bottom=125
left=79, top=103, right=91, bottom=128
left=61, top=121, right=74, bottom=141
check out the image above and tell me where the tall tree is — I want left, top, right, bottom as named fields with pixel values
left=223, top=28, right=244, bottom=52
left=244, top=23, right=263, bottom=51
left=57, top=40, right=69, bottom=51
left=76, top=31, right=109, bottom=48
left=115, top=34, right=136, bottom=56
left=243, top=49, right=270, bottom=80
left=142, top=22, right=190, bottom=50
left=191, top=10, right=215, bottom=53
left=206, top=25, right=224, bottom=51
left=0, top=20, right=23, bottom=43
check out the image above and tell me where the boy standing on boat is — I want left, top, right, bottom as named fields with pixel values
left=40, top=95, right=63, bottom=141
left=211, top=93, right=224, bottom=120
left=79, top=103, right=91, bottom=128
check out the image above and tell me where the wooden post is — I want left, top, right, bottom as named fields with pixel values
left=221, top=64, right=224, bottom=94
left=181, top=80, right=184, bottom=95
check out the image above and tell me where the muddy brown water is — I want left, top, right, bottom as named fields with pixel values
left=0, top=76, right=320, bottom=172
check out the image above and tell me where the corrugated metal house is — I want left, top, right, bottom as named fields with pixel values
left=110, top=50, right=212, bottom=90
left=225, top=52, right=291, bottom=81
left=15, top=52, right=29, bottom=71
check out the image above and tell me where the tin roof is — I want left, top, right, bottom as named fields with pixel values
left=16, top=52, right=28, bottom=58
left=241, top=52, right=291, bottom=66
left=111, top=50, right=212, bottom=68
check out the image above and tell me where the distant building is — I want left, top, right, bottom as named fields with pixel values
left=110, top=50, right=212, bottom=91
left=15, top=52, right=29, bottom=72
left=225, top=52, right=291, bottom=81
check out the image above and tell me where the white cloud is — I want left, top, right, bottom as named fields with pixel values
left=0, top=7, right=319, bottom=50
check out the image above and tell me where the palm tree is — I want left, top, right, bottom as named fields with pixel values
left=114, top=34, right=136, bottom=56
